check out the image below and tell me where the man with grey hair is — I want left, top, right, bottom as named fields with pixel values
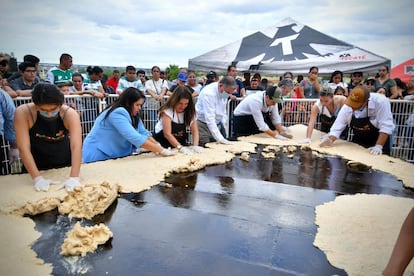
left=196, top=76, right=236, bottom=146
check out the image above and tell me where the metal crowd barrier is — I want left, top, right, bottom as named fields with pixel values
left=1, top=95, right=413, bottom=174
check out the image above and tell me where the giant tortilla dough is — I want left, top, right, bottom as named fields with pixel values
left=0, top=214, right=52, bottom=275
left=58, top=182, right=119, bottom=219
left=61, top=222, right=113, bottom=257
left=239, top=124, right=414, bottom=188
left=314, top=194, right=414, bottom=275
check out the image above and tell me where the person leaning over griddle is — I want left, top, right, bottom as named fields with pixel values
left=232, top=86, right=293, bottom=140
left=14, top=83, right=82, bottom=192
left=82, top=87, right=175, bottom=163
left=153, top=86, right=203, bottom=155
left=319, top=86, right=394, bottom=155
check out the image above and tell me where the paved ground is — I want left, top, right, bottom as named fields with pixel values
left=32, top=148, right=414, bottom=275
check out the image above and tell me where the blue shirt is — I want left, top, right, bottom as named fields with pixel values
left=82, top=107, right=152, bottom=163
left=0, top=89, right=16, bottom=143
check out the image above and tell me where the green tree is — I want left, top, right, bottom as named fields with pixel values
left=166, top=64, right=179, bottom=81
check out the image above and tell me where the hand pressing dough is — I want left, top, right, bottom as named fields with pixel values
left=58, top=182, right=119, bottom=219
left=314, top=194, right=414, bottom=275
left=61, top=222, right=113, bottom=257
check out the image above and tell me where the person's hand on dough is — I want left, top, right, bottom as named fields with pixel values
left=319, top=134, right=334, bottom=147
left=159, top=148, right=175, bottom=156
left=179, top=146, right=193, bottom=155
left=368, top=144, right=383, bottom=155
left=298, top=138, right=312, bottom=144
left=56, top=177, right=81, bottom=192
left=34, top=176, right=59, bottom=192
left=191, top=146, right=204, bottom=153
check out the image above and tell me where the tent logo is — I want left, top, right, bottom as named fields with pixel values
left=405, top=65, right=414, bottom=75
left=339, top=53, right=367, bottom=61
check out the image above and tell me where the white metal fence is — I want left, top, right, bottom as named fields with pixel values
left=2, top=95, right=413, bottom=174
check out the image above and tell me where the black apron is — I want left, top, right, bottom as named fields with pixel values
left=26, top=105, right=71, bottom=171
left=350, top=108, right=390, bottom=154
left=153, top=114, right=188, bottom=148
left=319, top=105, right=348, bottom=140
left=234, top=112, right=275, bottom=137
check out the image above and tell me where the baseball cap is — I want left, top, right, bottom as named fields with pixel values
left=207, top=70, right=217, bottom=79
left=271, top=87, right=282, bottom=103
left=177, top=72, right=188, bottom=82
left=345, top=87, right=369, bottom=109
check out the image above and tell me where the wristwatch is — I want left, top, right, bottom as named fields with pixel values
left=176, top=145, right=182, bottom=150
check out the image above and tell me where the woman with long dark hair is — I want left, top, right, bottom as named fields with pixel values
left=82, top=87, right=174, bottom=163
left=153, top=86, right=203, bottom=154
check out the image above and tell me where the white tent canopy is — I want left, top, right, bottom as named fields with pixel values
left=188, top=18, right=390, bottom=75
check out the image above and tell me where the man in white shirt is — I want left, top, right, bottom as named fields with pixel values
left=233, top=86, right=292, bottom=139
left=196, top=76, right=236, bottom=146
left=320, top=86, right=394, bottom=155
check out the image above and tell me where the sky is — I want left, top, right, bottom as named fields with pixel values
left=2, top=0, right=413, bottom=71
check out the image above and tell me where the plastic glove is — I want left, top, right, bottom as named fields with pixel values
left=159, top=148, right=175, bottom=156
left=34, top=176, right=59, bottom=192
left=179, top=146, right=193, bottom=155
left=279, top=131, right=293, bottom=139
left=298, top=138, right=312, bottom=144
left=218, top=139, right=233, bottom=145
left=274, top=134, right=288, bottom=140
left=281, top=126, right=292, bottom=134
left=56, top=177, right=81, bottom=192
left=319, top=134, right=334, bottom=147
left=8, top=148, right=19, bottom=165
left=368, top=144, right=383, bottom=155
left=191, top=145, right=204, bottom=153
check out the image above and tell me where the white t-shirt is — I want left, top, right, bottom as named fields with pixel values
left=154, top=108, right=196, bottom=134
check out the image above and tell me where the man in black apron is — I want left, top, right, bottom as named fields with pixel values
left=320, top=86, right=394, bottom=155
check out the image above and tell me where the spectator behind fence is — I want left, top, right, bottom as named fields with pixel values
left=320, top=86, right=394, bottom=155
left=233, top=86, right=292, bottom=140
left=9, top=62, right=41, bottom=97
left=374, top=65, right=398, bottom=99
left=300, top=86, right=347, bottom=144
left=364, top=77, right=376, bottom=92
left=153, top=86, right=203, bottom=155
left=245, top=76, right=265, bottom=95
left=167, top=72, right=194, bottom=96
left=186, top=71, right=202, bottom=97
left=107, top=69, right=120, bottom=92
left=83, top=66, right=106, bottom=98
left=8, top=54, right=41, bottom=82
left=116, top=65, right=144, bottom=94
left=348, top=71, right=363, bottom=93
left=300, top=66, right=321, bottom=98
left=14, top=83, right=82, bottom=192
left=204, top=70, right=218, bottom=86
left=227, top=65, right=246, bottom=99
left=0, top=88, right=19, bottom=175
left=403, top=76, right=414, bottom=101
left=195, top=76, right=236, bottom=146
left=328, top=70, right=349, bottom=97
left=46, top=53, right=73, bottom=86
left=82, top=87, right=174, bottom=163
left=394, top=78, right=407, bottom=100
left=137, top=69, right=146, bottom=87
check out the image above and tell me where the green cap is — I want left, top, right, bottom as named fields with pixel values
left=272, top=87, right=282, bottom=103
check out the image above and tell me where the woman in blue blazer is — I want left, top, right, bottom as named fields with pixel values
left=82, top=87, right=174, bottom=163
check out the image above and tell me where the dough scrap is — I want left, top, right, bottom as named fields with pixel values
left=61, top=222, right=113, bottom=257
left=0, top=214, right=52, bottom=275
left=240, top=152, right=250, bottom=162
left=11, top=197, right=61, bottom=216
left=58, top=182, right=119, bottom=219
left=314, top=194, right=414, bottom=275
